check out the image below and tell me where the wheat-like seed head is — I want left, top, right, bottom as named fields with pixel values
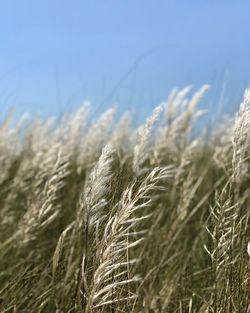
left=17, top=150, right=69, bottom=245
left=77, top=107, right=116, bottom=169
left=231, top=88, right=250, bottom=188
left=84, top=166, right=172, bottom=311
left=133, top=105, right=163, bottom=175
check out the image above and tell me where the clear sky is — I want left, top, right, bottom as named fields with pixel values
left=1, top=0, right=250, bottom=121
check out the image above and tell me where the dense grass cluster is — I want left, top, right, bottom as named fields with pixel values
left=0, top=86, right=249, bottom=313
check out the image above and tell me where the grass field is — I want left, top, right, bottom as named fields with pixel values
left=0, top=85, right=249, bottom=313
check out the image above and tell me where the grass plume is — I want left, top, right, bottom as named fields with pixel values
left=0, top=86, right=249, bottom=313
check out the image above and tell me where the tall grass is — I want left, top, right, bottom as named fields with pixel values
left=0, top=86, right=249, bottom=313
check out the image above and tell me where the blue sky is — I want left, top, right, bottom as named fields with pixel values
left=1, top=0, right=250, bottom=121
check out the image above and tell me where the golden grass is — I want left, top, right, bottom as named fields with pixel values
left=0, top=86, right=249, bottom=312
